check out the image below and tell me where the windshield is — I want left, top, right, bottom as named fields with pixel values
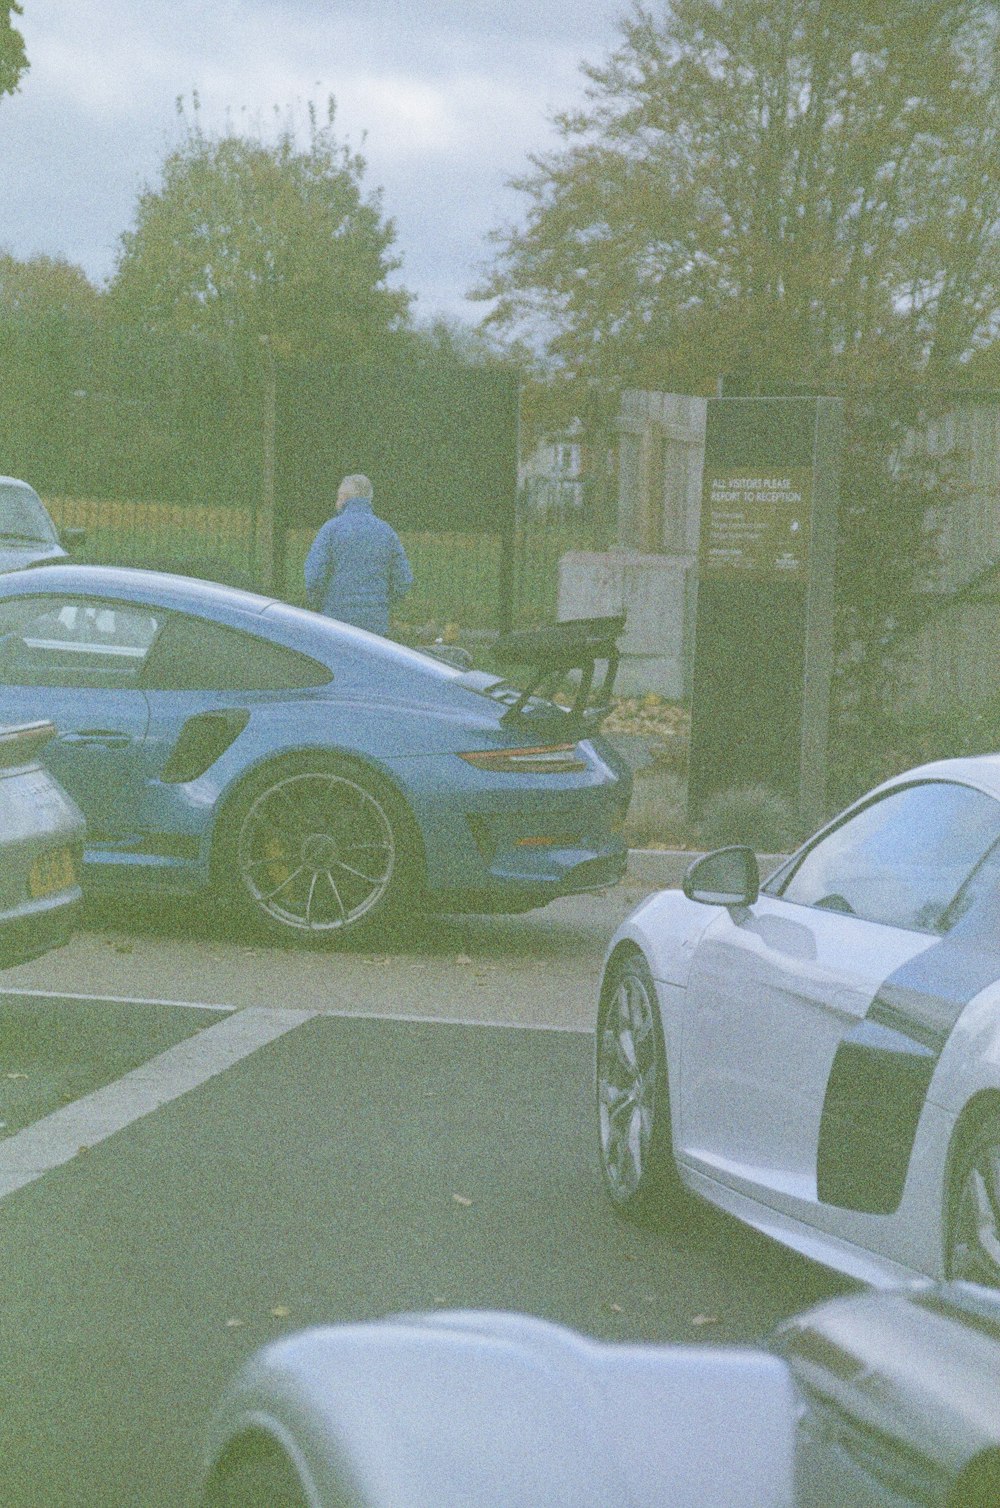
left=0, top=484, right=58, bottom=544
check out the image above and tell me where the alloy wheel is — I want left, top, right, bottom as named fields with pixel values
left=949, top=1124, right=1000, bottom=1285
left=597, top=964, right=660, bottom=1203
left=237, top=770, right=396, bottom=934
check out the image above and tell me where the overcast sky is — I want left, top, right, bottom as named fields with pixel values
left=2, top=0, right=625, bottom=324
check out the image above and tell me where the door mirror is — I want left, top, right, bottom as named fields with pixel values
left=683, top=846, right=759, bottom=907
left=60, top=527, right=87, bottom=552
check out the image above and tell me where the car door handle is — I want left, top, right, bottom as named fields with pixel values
left=55, top=729, right=131, bottom=748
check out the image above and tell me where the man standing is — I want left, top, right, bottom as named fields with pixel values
left=304, top=474, right=413, bottom=635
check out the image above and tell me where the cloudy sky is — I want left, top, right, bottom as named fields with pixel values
left=2, top=0, right=626, bottom=323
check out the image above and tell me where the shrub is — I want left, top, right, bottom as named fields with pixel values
left=624, top=771, right=693, bottom=848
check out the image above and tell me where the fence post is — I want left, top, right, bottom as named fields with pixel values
left=257, top=335, right=278, bottom=594
left=497, top=380, right=522, bottom=634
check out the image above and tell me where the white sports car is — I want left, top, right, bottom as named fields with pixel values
left=199, top=1310, right=796, bottom=1507
left=597, top=755, right=1000, bottom=1288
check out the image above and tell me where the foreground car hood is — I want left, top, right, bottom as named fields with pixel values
left=203, top=1310, right=795, bottom=1507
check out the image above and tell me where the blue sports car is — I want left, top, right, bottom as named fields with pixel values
left=0, top=565, right=631, bottom=941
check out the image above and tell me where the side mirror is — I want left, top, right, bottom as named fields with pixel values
left=61, top=526, right=87, bottom=552
left=683, top=846, right=759, bottom=908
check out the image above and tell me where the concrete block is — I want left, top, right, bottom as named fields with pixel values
left=557, top=550, right=695, bottom=697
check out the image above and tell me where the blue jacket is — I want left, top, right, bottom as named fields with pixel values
left=303, top=498, right=413, bottom=635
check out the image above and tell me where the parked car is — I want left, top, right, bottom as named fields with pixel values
left=0, top=477, right=84, bottom=571
left=198, top=1309, right=796, bottom=1508
left=0, top=721, right=84, bottom=968
left=0, top=565, right=630, bottom=941
left=772, top=1280, right=1000, bottom=1507
left=596, top=755, right=1000, bottom=1288
left=197, top=1285, right=1000, bottom=1508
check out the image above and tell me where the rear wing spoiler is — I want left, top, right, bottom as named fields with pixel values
left=0, top=721, right=56, bottom=770
left=492, top=615, right=625, bottom=734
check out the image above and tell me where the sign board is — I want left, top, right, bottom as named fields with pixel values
left=699, top=468, right=813, bottom=581
left=688, top=398, right=842, bottom=831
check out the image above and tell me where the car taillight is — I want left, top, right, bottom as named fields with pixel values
left=458, top=743, right=587, bottom=774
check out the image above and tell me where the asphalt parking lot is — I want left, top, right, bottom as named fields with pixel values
left=0, top=889, right=851, bottom=1506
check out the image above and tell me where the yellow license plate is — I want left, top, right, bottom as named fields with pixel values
left=27, top=847, right=77, bottom=899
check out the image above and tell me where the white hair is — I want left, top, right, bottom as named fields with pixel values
left=338, top=473, right=373, bottom=501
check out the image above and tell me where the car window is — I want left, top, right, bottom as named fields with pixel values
left=138, top=613, right=332, bottom=691
left=0, top=483, right=58, bottom=544
left=775, top=781, right=1000, bottom=933
left=0, top=595, right=161, bottom=687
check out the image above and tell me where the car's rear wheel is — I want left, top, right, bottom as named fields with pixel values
left=217, top=758, right=417, bottom=944
left=596, top=949, right=680, bottom=1223
left=946, top=1113, right=1000, bottom=1286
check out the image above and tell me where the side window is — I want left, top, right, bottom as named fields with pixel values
left=139, top=613, right=331, bottom=691
left=0, top=595, right=161, bottom=687
left=776, top=781, right=1000, bottom=933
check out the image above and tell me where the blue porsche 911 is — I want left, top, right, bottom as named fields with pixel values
left=0, top=565, right=631, bottom=942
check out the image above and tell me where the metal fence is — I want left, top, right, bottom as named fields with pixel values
left=43, top=491, right=612, bottom=641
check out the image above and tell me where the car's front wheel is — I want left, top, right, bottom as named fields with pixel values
left=217, top=758, right=418, bottom=944
left=946, top=1112, right=1000, bottom=1286
left=596, top=949, right=680, bottom=1223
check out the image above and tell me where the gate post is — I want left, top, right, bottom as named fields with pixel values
left=257, top=335, right=279, bottom=595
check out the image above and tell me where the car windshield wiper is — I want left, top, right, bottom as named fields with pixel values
left=0, top=532, right=50, bottom=543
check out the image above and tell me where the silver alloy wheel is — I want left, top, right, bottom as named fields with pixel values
left=597, top=965, right=660, bottom=1203
left=236, top=770, right=396, bottom=934
left=949, top=1125, right=1000, bottom=1284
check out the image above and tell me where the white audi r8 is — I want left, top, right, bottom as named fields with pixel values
left=596, top=755, right=1000, bottom=1288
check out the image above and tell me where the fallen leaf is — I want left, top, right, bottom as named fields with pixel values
left=225, top=1318, right=245, bottom=1329
left=454, top=954, right=472, bottom=964
left=270, top=1305, right=291, bottom=1318
left=690, top=1314, right=720, bottom=1327
left=452, top=1193, right=472, bottom=1207
left=77, top=1145, right=88, bottom=1155
left=5, top=1072, right=27, bottom=1080
left=609, top=1303, right=623, bottom=1313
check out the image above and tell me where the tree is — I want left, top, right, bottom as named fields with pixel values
left=0, top=254, right=102, bottom=481
left=1, top=2, right=27, bottom=98
left=109, top=99, right=410, bottom=361
left=0, top=252, right=100, bottom=319
left=480, top=1, right=1000, bottom=799
left=479, top=0, right=1000, bottom=399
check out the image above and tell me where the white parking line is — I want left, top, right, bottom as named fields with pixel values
left=263, top=1003, right=593, bottom=1034
left=0, top=988, right=592, bottom=1033
left=0, top=986, right=236, bottom=1012
left=0, top=1006, right=315, bottom=1204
